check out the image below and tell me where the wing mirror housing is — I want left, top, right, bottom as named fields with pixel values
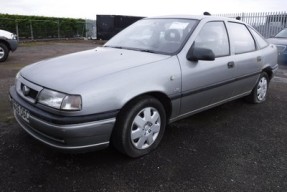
left=186, top=45, right=215, bottom=61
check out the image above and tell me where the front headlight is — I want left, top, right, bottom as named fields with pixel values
left=38, top=89, right=66, bottom=109
left=61, top=95, right=82, bottom=110
left=11, top=33, right=17, bottom=40
left=37, top=89, right=82, bottom=111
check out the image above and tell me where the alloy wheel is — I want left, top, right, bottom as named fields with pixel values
left=257, top=76, right=268, bottom=101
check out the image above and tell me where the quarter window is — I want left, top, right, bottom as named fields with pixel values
left=194, top=21, right=230, bottom=57
left=248, top=27, right=269, bottom=49
left=228, top=22, right=256, bottom=54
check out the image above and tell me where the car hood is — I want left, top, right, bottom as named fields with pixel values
left=267, top=37, right=287, bottom=45
left=0, top=29, right=13, bottom=39
left=21, top=47, right=171, bottom=93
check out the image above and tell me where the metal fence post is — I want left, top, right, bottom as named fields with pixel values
left=15, top=20, right=19, bottom=41
left=30, top=20, right=34, bottom=40
left=57, top=19, right=60, bottom=39
left=85, top=19, right=88, bottom=38
left=241, top=12, right=245, bottom=22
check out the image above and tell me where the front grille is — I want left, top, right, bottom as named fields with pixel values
left=20, top=83, right=39, bottom=101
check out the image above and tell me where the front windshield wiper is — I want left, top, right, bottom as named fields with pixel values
left=104, top=46, right=157, bottom=53
left=138, top=49, right=156, bottom=53
left=104, top=45, right=124, bottom=49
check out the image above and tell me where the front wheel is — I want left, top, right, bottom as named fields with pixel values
left=246, top=72, right=269, bottom=103
left=112, top=96, right=166, bottom=158
left=0, top=43, right=9, bottom=62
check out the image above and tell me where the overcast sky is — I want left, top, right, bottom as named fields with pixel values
left=0, top=0, right=286, bottom=19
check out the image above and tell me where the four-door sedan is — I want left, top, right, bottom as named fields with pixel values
left=10, top=15, right=278, bottom=157
left=267, top=28, right=287, bottom=64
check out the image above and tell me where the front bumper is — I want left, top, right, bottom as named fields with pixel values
left=9, top=86, right=116, bottom=152
left=7, top=39, right=18, bottom=52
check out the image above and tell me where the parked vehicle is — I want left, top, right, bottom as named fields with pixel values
left=0, top=29, right=18, bottom=62
left=267, top=28, right=287, bottom=64
left=10, top=15, right=278, bottom=157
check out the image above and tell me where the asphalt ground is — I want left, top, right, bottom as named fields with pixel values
left=0, top=40, right=287, bottom=192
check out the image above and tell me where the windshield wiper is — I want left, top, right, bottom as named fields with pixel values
left=104, top=45, right=124, bottom=49
left=138, top=49, right=156, bottom=53
left=104, top=46, right=157, bottom=53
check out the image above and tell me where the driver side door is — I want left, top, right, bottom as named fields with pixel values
left=178, top=21, right=236, bottom=115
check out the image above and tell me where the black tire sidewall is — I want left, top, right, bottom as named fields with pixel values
left=114, top=96, right=166, bottom=158
left=0, top=43, right=9, bottom=62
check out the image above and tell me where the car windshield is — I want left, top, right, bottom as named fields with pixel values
left=104, top=18, right=198, bottom=55
left=275, top=28, right=287, bottom=38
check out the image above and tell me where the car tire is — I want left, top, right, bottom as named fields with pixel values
left=112, top=96, right=166, bottom=158
left=245, top=72, right=269, bottom=104
left=0, top=43, right=9, bottom=62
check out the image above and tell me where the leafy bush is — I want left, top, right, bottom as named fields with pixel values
left=0, top=14, right=86, bottom=39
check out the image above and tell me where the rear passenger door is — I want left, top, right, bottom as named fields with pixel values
left=226, top=22, right=262, bottom=95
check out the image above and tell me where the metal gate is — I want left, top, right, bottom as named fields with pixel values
left=216, top=12, right=287, bottom=38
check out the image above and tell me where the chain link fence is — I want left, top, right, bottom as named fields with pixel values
left=85, top=19, right=97, bottom=39
left=0, top=17, right=91, bottom=41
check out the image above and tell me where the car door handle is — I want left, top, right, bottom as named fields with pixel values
left=227, top=61, right=235, bottom=68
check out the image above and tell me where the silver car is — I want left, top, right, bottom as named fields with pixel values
left=10, top=15, right=278, bottom=157
left=0, top=29, right=18, bottom=62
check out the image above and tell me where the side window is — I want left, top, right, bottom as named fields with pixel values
left=248, top=27, right=269, bottom=49
left=228, top=22, right=256, bottom=54
left=194, top=21, right=230, bottom=57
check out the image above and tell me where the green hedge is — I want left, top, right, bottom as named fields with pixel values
left=0, top=14, right=86, bottom=39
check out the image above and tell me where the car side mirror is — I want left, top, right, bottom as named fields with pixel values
left=186, top=45, right=215, bottom=61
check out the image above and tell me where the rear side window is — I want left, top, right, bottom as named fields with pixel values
left=228, top=22, right=256, bottom=54
left=248, top=27, right=269, bottom=49
left=194, top=21, right=230, bottom=57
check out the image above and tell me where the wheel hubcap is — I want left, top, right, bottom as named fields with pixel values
left=257, top=77, right=267, bottom=101
left=131, top=107, right=161, bottom=149
left=0, top=47, right=4, bottom=59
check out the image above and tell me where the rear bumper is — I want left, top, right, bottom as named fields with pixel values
left=9, top=86, right=116, bottom=152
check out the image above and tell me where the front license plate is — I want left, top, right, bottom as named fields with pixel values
left=12, top=100, right=30, bottom=123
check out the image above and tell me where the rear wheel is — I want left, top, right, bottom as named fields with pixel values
left=246, top=72, right=269, bottom=103
left=112, top=96, right=166, bottom=158
left=0, top=43, right=9, bottom=62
